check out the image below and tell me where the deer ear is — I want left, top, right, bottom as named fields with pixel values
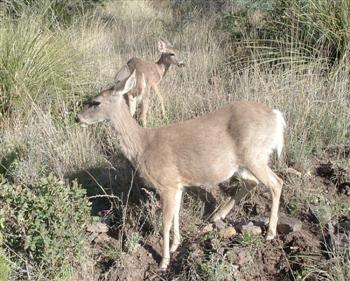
left=114, top=65, right=131, bottom=83
left=112, top=70, right=136, bottom=96
left=123, top=70, right=137, bottom=93
left=158, top=39, right=167, bottom=53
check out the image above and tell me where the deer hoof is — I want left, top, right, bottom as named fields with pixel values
left=159, top=257, right=170, bottom=271
left=266, top=230, right=276, bottom=240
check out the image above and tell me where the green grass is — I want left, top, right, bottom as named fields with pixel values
left=0, top=249, right=10, bottom=281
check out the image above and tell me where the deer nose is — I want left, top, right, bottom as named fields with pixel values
left=75, top=114, right=81, bottom=123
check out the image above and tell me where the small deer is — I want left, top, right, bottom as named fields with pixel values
left=76, top=71, right=286, bottom=270
left=114, top=39, right=185, bottom=126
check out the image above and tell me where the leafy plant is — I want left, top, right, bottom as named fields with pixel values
left=195, top=253, right=237, bottom=281
left=0, top=248, right=10, bottom=281
left=0, top=174, right=91, bottom=280
left=223, top=0, right=350, bottom=64
left=0, top=0, right=104, bottom=26
left=237, top=232, right=263, bottom=247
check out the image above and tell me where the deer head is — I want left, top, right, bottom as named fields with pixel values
left=158, top=39, right=185, bottom=67
left=76, top=71, right=137, bottom=127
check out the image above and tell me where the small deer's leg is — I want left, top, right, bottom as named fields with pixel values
left=246, top=164, right=283, bottom=240
left=170, top=189, right=183, bottom=253
left=160, top=190, right=177, bottom=270
left=153, top=85, right=165, bottom=117
left=140, top=88, right=150, bottom=127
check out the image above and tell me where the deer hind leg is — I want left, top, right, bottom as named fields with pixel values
left=211, top=169, right=258, bottom=222
left=246, top=164, right=283, bottom=240
left=159, top=188, right=181, bottom=270
left=153, top=85, right=165, bottom=117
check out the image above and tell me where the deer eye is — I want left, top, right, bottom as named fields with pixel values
left=90, top=100, right=101, bottom=107
left=169, top=53, right=175, bottom=56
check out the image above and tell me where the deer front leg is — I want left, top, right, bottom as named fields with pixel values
left=159, top=190, right=178, bottom=271
left=140, top=91, right=150, bottom=127
left=153, top=85, right=165, bottom=117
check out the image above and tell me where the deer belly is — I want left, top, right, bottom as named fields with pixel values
left=181, top=158, right=238, bottom=186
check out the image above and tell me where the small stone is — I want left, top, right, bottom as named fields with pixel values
left=252, top=217, right=269, bottom=227
left=241, top=223, right=262, bottom=235
left=286, top=167, right=302, bottom=177
left=86, top=222, right=109, bottom=233
left=202, top=224, right=214, bottom=234
left=219, top=227, right=237, bottom=239
left=214, top=219, right=226, bottom=230
left=277, top=214, right=302, bottom=234
left=337, top=182, right=350, bottom=196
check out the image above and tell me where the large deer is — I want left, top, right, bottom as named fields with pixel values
left=76, top=71, right=286, bottom=270
left=114, top=39, right=185, bottom=126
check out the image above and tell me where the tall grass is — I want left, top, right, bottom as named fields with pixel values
left=0, top=16, right=95, bottom=117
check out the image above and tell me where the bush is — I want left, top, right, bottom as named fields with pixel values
left=222, top=0, right=350, bottom=64
left=0, top=174, right=91, bottom=280
left=0, top=16, right=93, bottom=117
left=0, top=249, right=10, bottom=281
left=0, top=0, right=104, bottom=26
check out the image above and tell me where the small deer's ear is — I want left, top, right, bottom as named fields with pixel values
left=158, top=39, right=167, bottom=53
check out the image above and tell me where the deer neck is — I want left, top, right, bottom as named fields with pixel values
left=156, top=54, right=171, bottom=78
left=109, top=100, right=145, bottom=165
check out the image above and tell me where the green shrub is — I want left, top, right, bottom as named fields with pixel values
left=223, top=0, right=350, bottom=64
left=0, top=174, right=91, bottom=280
left=0, top=248, right=10, bottom=281
left=0, top=0, right=105, bottom=26
left=0, top=16, right=92, bottom=117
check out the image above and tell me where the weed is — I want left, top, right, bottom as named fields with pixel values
left=0, top=174, right=91, bottom=280
left=237, top=232, right=264, bottom=247
left=195, top=253, right=238, bottom=281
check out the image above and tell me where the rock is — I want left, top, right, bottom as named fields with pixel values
left=214, top=219, right=226, bottom=230
left=219, top=227, right=237, bottom=239
left=252, top=217, right=269, bottom=228
left=240, top=222, right=262, bottom=235
left=286, top=167, right=302, bottom=177
left=87, top=222, right=109, bottom=233
left=202, top=224, right=214, bottom=234
left=337, top=182, right=350, bottom=196
left=277, top=215, right=302, bottom=234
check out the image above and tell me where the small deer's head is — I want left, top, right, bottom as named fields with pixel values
left=158, top=39, right=185, bottom=67
left=76, top=71, right=136, bottom=127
